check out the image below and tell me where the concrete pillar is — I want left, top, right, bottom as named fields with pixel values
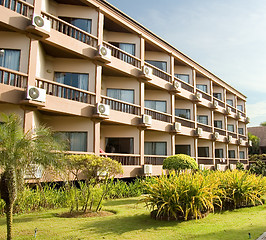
left=140, top=36, right=145, bottom=67
left=94, top=120, right=101, bottom=155
left=97, top=11, right=104, bottom=45
left=27, top=39, right=39, bottom=86
left=139, top=128, right=145, bottom=165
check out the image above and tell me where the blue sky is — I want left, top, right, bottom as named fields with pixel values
left=107, top=0, right=266, bottom=127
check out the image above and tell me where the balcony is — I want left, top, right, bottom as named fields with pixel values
left=198, top=157, right=214, bottom=165
left=196, top=89, right=212, bottom=101
left=144, top=62, right=171, bottom=82
left=144, top=155, right=167, bottom=165
left=1, top=0, right=33, bottom=18
left=100, top=153, right=140, bottom=165
left=197, top=122, right=212, bottom=133
left=213, top=96, right=225, bottom=108
left=214, top=127, right=226, bottom=136
left=174, top=76, right=194, bottom=93
left=175, top=116, right=195, bottom=128
left=144, top=107, right=172, bottom=123
left=228, top=131, right=237, bottom=139
left=0, top=66, right=27, bottom=88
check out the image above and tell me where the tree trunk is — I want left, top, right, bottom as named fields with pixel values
left=6, top=202, right=13, bottom=240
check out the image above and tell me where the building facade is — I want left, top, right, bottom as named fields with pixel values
left=0, top=0, right=249, bottom=178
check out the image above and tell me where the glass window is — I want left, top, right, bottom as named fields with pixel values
left=213, top=93, right=222, bottom=100
left=227, top=124, right=234, bottom=132
left=145, top=100, right=166, bottom=113
left=215, top=149, right=224, bottom=158
left=239, top=151, right=245, bottom=159
left=197, top=115, right=208, bottom=125
left=198, top=147, right=209, bottom=157
left=226, top=99, right=233, bottom=106
left=0, top=49, right=20, bottom=71
left=175, top=145, right=191, bottom=156
left=57, top=132, right=87, bottom=152
left=196, top=84, right=207, bottom=93
left=175, top=109, right=190, bottom=119
left=107, top=89, right=134, bottom=104
left=238, top=128, right=244, bottom=135
left=237, top=105, right=243, bottom=111
left=174, top=74, right=189, bottom=83
left=59, top=17, right=92, bottom=33
left=214, top=120, right=223, bottom=129
left=55, top=72, right=88, bottom=90
left=146, top=60, right=167, bottom=72
left=228, top=150, right=235, bottom=158
left=119, top=43, right=135, bottom=56
left=144, top=142, right=167, bottom=155
left=105, top=138, right=134, bottom=154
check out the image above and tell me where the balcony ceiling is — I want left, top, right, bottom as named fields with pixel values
left=104, top=17, right=132, bottom=33
left=174, top=58, right=187, bottom=66
left=53, top=0, right=88, bottom=6
left=0, top=23, right=16, bottom=32
left=102, top=66, right=130, bottom=77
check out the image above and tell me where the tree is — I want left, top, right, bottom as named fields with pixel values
left=248, top=132, right=260, bottom=155
left=0, top=113, right=66, bottom=240
left=260, top=122, right=266, bottom=126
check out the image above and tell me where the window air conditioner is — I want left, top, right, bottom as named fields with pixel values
left=238, top=138, right=243, bottom=145
left=199, top=164, right=205, bottom=171
left=216, top=164, right=222, bottom=171
left=227, top=135, right=233, bottom=143
left=213, top=132, right=219, bottom=140
left=141, top=65, right=153, bottom=80
left=236, top=112, right=241, bottom=119
left=212, top=100, right=218, bottom=109
left=96, top=103, right=110, bottom=116
left=27, top=86, right=46, bottom=102
left=195, top=127, right=203, bottom=137
left=225, top=106, right=232, bottom=115
left=194, top=92, right=202, bottom=101
left=32, top=14, right=51, bottom=32
left=229, top=164, right=235, bottom=170
left=24, top=164, right=44, bottom=179
left=173, top=80, right=181, bottom=92
left=248, top=140, right=252, bottom=147
left=96, top=45, right=112, bottom=63
left=173, top=122, right=181, bottom=132
left=143, top=164, right=152, bottom=174
left=141, top=114, right=152, bottom=126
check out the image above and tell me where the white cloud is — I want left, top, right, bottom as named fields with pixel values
left=246, top=101, right=266, bottom=126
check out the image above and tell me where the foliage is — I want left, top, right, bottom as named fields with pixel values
left=249, top=154, right=266, bottom=176
left=236, top=161, right=244, bottom=171
left=163, top=154, right=198, bottom=172
left=260, top=121, right=266, bottom=126
left=248, top=132, right=260, bottom=155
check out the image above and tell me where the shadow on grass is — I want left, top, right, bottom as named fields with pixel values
left=103, top=198, right=140, bottom=207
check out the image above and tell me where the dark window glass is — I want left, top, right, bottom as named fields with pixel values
left=227, top=124, right=234, bottom=132
left=237, top=105, right=243, bottom=111
left=239, top=151, right=245, bottom=159
left=238, top=128, right=244, bottom=135
left=175, top=109, right=190, bottom=119
left=196, top=84, right=207, bottom=93
left=105, top=138, right=134, bottom=154
left=175, top=145, right=191, bottom=156
left=110, top=42, right=136, bottom=56
left=55, top=72, right=88, bottom=90
left=56, top=132, right=87, bottom=152
left=144, top=142, right=167, bottom=155
left=197, top=115, right=208, bottom=125
left=107, top=89, right=134, bottom=104
left=228, top=150, right=235, bottom=158
left=226, top=99, right=233, bottom=106
left=146, top=60, right=167, bottom=72
left=214, top=120, right=223, bottom=129
left=213, top=93, right=222, bottom=100
left=59, top=17, right=91, bottom=33
left=145, top=100, right=166, bottom=113
left=215, top=149, right=224, bottom=158
left=198, top=147, right=209, bottom=157
left=174, top=74, right=189, bottom=83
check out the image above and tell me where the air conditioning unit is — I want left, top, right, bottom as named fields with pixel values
left=227, top=135, right=233, bottom=143
left=96, top=103, right=110, bottom=116
left=96, top=45, right=112, bottom=63
left=173, top=122, right=181, bottom=132
left=32, top=14, right=51, bottom=32
left=141, top=114, right=152, bottom=126
left=213, top=132, right=219, bottom=140
left=195, top=127, right=203, bottom=137
left=173, top=80, right=181, bottom=92
left=194, top=92, right=202, bottom=101
left=236, top=112, right=241, bottom=119
left=212, top=100, right=218, bottom=109
left=245, top=117, right=250, bottom=124
left=238, top=138, right=243, bottom=145
left=216, top=164, right=222, bottom=171
left=225, top=106, right=232, bottom=115
left=24, top=164, right=44, bottom=179
left=248, top=140, right=252, bottom=147
left=141, top=65, right=153, bottom=80
left=27, top=86, right=46, bottom=102
left=143, top=164, right=152, bottom=174
left=199, top=164, right=205, bottom=171
left=229, top=164, right=235, bottom=170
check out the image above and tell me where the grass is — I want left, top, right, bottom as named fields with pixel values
left=0, top=197, right=265, bottom=240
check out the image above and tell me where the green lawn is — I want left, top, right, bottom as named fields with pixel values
left=0, top=197, right=265, bottom=240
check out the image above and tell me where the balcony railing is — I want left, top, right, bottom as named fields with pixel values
left=144, top=107, right=172, bottom=123
left=213, top=97, right=225, bottom=108
left=238, top=134, right=247, bottom=140
left=227, top=104, right=236, bottom=113
left=174, top=76, right=194, bottom=93
left=101, top=95, right=140, bottom=115
left=228, top=132, right=237, bottom=139
left=102, top=41, right=141, bottom=68
left=144, top=62, right=171, bottom=82
left=144, top=155, right=167, bottom=165
left=196, top=89, right=212, bottom=101
left=36, top=78, right=95, bottom=104
left=0, top=66, right=27, bottom=88
left=197, top=122, right=212, bottom=132
left=1, top=0, right=33, bottom=18
left=237, top=109, right=246, bottom=118
left=175, top=116, right=195, bottom=128
left=198, top=157, right=214, bottom=165
left=214, top=127, right=226, bottom=136
left=41, top=12, right=98, bottom=48
left=100, top=153, right=140, bottom=165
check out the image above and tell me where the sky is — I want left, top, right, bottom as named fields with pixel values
left=107, top=0, right=266, bottom=127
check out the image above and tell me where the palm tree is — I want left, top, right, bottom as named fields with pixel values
left=0, top=113, right=66, bottom=240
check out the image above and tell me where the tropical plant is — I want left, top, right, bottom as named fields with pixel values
left=236, top=161, right=244, bottom=171
left=163, top=154, right=198, bottom=173
left=249, top=155, right=266, bottom=176
left=0, top=113, right=66, bottom=240
left=248, top=132, right=260, bottom=155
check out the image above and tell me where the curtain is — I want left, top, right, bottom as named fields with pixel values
left=145, top=100, right=166, bottom=113
left=144, top=142, right=153, bottom=155
left=155, top=142, right=166, bottom=155
left=107, top=89, right=134, bottom=104
left=119, top=43, right=135, bottom=56
left=146, top=60, right=167, bottom=72
left=196, top=84, right=207, bottom=93
left=175, top=74, right=189, bottom=83
left=69, top=132, right=87, bottom=152
left=197, top=116, right=208, bottom=125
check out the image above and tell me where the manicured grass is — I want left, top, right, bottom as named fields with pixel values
left=0, top=197, right=265, bottom=240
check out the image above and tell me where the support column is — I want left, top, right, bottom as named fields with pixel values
left=194, top=138, right=198, bottom=163
left=95, top=65, right=102, bottom=103
left=94, top=120, right=101, bottom=155
left=140, top=81, right=145, bottom=115
left=192, top=68, right=196, bottom=93
left=140, top=36, right=145, bottom=67
left=23, top=108, right=35, bottom=133
left=139, top=128, right=145, bottom=165
left=27, top=39, right=39, bottom=86
left=97, top=11, right=104, bottom=45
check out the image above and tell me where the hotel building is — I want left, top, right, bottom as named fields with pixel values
left=0, top=0, right=249, bottom=178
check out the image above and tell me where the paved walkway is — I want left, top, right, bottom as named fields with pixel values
left=257, top=232, right=266, bottom=240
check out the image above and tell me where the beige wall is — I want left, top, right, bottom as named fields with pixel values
left=0, top=104, right=24, bottom=121
left=175, top=99, right=194, bottom=119
left=198, top=139, right=213, bottom=157
left=196, top=77, right=210, bottom=94
left=214, top=113, right=224, bottom=128
left=145, top=89, right=171, bottom=113
left=226, top=93, right=235, bottom=106
left=174, top=66, right=193, bottom=84
left=197, top=107, right=211, bottom=125
left=213, top=85, right=224, bottom=100
left=175, top=135, right=195, bottom=157
left=145, top=51, right=171, bottom=73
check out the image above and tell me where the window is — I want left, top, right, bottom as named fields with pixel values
left=228, top=150, right=235, bottom=158
left=237, top=105, right=243, bottom=111
left=198, top=147, right=209, bottom=157
left=145, top=60, right=167, bottom=72
left=55, top=72, right=88, bottom=90
left=239, top=151, right=245, bottom=159
left=56, top=132, right=87, bottom=152
left=196, top=84, right=207, bottom=93
left=197, top=115, right=208, bottom=125
left=226, top=99, right=233, bottom=106
left=145, top=100, right=166, bottom=113
left=238, top=128, right=244, bottom=135
left=213, top=93, right=222, bottom=100
left=175, top=109, right=190, bottom=119
left=215, top=149, right=224, bottom=158
left=214, top=120, right=223, bottom=129
left=110, top=42, right=135, bottom=56
left=175, top=145, right=191, bottom=156
left=59, top=17, right=92, bottom=34
left=107, top=89, right=134, bottom=104
left=174, top=74, right=189, bottom=83
left=144, top=142, right=167, bottom=155
left=105, top=138, right=134, bottom=154
left=227, top=124, right=234, bottom=132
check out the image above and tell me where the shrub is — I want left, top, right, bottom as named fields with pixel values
left=249, top=154, right=266, bottom=176
left=236, top=162, right=244, bottom=171
left=163, top=154, right=198, bottom=172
